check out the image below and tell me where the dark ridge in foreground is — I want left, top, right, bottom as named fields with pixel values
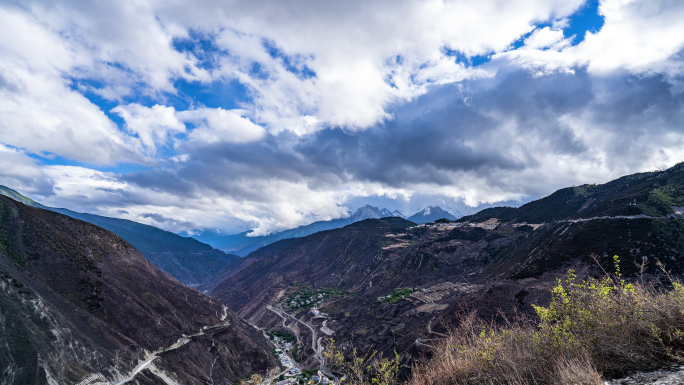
left=0, top=195, right=277, bottom=384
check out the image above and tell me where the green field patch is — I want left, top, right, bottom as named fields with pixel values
left=266, top=329, right=297, bottom=343
left=282, top=284, right=344, bottom=310
left=381, top=287, right=417, bottom=304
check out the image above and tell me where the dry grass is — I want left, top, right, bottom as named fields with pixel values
left=408, top=258, right=684, bottom=385
left=554, top=355, right=603, bottom=385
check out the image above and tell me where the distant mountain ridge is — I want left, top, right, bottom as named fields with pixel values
left=349, top=204, right=405, bottom=220
left=407, top=205, right=457, bottom=223
left=193, top=204, right=451, bottom=256
left=0, top=186, right=237, bottom=286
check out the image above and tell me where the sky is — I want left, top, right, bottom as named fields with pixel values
left=1, top=0, right=684, bottom=236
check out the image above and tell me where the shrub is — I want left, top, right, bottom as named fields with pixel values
left=324, top=340, right=400, bottom=385
left=328, top=256, right=684, bottom=384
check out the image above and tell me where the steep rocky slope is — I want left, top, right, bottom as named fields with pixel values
left=0, top=186, right=238, bottom=286
left=206, top=164, right=684, bottom=370
left=0, top=195, right=277, bottom=384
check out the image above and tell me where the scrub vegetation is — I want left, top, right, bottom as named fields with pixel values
left=410, top=257, right=684, bottom=385
left=329, top=256, right=684, bottom=384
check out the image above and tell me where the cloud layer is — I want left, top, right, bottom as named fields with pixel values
left=1, top=0, right=684, bottom=235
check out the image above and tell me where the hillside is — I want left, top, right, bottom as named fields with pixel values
left=0, top=186, right=238, bottom=286
left=207, top=216, right=544, bottom=365
left=205, top=164, right=684, bottom=369
left=0, top=195, right=277, bottom=384
left=458, top=164, right=684, bottom=224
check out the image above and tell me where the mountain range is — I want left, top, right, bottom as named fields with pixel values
left=2, top=164, right=684, bottom=383
left=193, top=204, right=458, bottom=256
left=202, top=163, right=684, bottom=365
left=0, top=185, right=461, bottom=284
left=0, top=186, right=238, bottom=287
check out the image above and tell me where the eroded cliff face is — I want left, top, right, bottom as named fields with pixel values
left=0, top=195, right=278, bottom=385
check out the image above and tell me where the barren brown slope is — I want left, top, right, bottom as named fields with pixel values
left=207, top=218, right=532, bottom=366
left=0, top=195, right=277, bottom=385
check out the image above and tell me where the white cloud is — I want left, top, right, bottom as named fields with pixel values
left=196, top=0, right=586, bottom=131
left=0, top=0, right=589, bottom=162
left=25, top=0, right=210, bottom=98
left=498, top=0, right=684, bottom=78
left=0, top=7, right=143, bottom=164
left=41, top=166, right=127, bottom=204
left=179, top=108, right=266, bottom=144
left=35, top=164, right=351, bottom=235
left=112, top=104, right=186, bottom=154
left=524, top=27, right=567, bottom=50
left=0, top=144, right=51, bottom=194
left=578, top=0, right=684, bottom=76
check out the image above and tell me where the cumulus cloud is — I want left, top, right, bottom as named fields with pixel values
left=140, top=212, right=195, bottom=229
left=580, top=0, right=684, bottom=76
left=24, top=0, right=210, bottom=98
left=195, top=0, right=586, bottom=131
left=114, top=69, right=684, bottom=232
left=0, top=7, right=141, bottom=164
left=112, top=104, right=186, bottom=155
left=524, top=27, right=568, bottom=50
left=500, top=0, right=684, bottom=78
left=178, top=108, right=266, bottom=144
left=23, top=68, right=684, bottom=235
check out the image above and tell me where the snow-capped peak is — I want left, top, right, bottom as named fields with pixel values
left=349, top=205, right=406, bottom=221
left=407, top=206, right=458, bottom=224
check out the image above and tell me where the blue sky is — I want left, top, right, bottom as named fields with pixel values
left=1, top=0, right=683, bottom=235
